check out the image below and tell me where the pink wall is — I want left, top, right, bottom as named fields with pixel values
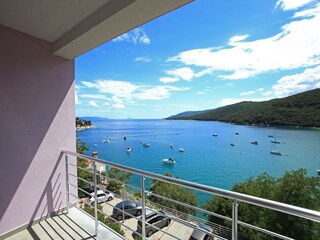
left=0, top=25, right=76, bottom=236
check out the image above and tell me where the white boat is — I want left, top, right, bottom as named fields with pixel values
left=102, top=139, right=109, bottom=143
left=143, top=143, right=150, bottom=147
left=140, top=140, right=143, bottom=144
left=94, top=144, right=98, bottom=147
left=170, top=144, right=173, bottom=148
left=126, top=147, right=131, bottom=153
left=250, top=140, right=258, bottom=145
left=317, top=169, right=320, bottom=175
left=271, top=140, right=280, bottom=144
left=162, top=157, right=176, bottom=164
left=179, top=148, right=184, bottom=152
left=270, top=150, right=282, bottom=155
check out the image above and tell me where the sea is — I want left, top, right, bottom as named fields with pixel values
left=77, top=119, right=320, bottom=204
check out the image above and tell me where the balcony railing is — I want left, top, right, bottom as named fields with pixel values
left=63, top=150, right=320, bottom=240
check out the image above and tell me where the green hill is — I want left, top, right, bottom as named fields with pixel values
left=167, top=89, right=320, bottom=127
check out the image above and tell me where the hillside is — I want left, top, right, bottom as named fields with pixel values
left=168, top=109, right=212, bottom=118
left=167, top=89, right=320, bottom=127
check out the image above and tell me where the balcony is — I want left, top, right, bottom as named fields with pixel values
left=8, top=150, right=318, bottom=240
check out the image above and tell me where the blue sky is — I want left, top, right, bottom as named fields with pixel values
left=75, top=0, right=320, bottom=119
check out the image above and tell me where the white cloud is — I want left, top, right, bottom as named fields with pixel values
left=240, top=88, right=265, bottom=96
left=134, top=86, right=189, bottom=100
left=272, top=64, right=320, bottom=97
left=88, top=101, right=98, bottom=107
left=80, top=94, right=110, bottom=100
left=82, top=79, right=189, bottom=102
left=159, top=77, right=179, bottom=83
left=229, top=34, right=250, bottom=46
left=113, top=28, right=150, bottom=45
left=167, top=4, right=320, bottom=80
left=240, top=90, right=255, bottom=96
left=135, top=56, right=151, bottom=62
left=161, top=67, right=214, bottom=82
left=82, top=80, right=139, bottom=98
left=112, top=103, right=125, bottom=109
left=276, top=0, right=315, bottom=11
left=166, top=67, right=194, bottom=81
left=197, top=91, right=206, bottom=95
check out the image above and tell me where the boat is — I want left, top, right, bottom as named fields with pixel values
left=140, top=140, right=143, bottom=144
left=268, top=135, right=273, bottom=138
left=250, top=140, right=258, bottom=145
left=170, top=144, right=173, bottom=148
left=235, top=132, right=240, bottom=135
left=271, top=140, right=280, bottom=144
left=270, top=150, right=282, bottom=155
left=212, top=134, right=218, bottom=137
left=102, top=139, right=109, bottom=143
left=94, top=144, right=98, bottom=147
left=126, top=147, right=131, bottom=153
left=123, top=136, right=127, bottom=140
left=179, top=148, right=184, bottom=152
left=143, top=143, right=150, bottom=147
left=317, top=169, right=320, bottom=175
left=270, top=141, right=281, bottom=156
left=230, top=142, right=235, bottom=146
left=162, top=157, right=176, bottom=164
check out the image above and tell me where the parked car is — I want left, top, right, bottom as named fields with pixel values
left=89, top=190, right=114, bottom=204
left=136, top=210, right=171, bottom=237
left=112, top=200, right=142, bottom=221
left=189, top=224, right=215, bottom=240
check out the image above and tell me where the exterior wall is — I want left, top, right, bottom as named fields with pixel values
left=0, top=25, right=76, bottom=236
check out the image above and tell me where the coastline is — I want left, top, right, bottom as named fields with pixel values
left=76, top=125, right=93, bottom=131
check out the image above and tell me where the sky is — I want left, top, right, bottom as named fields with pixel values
left=75, top=0, right=320, bottom=119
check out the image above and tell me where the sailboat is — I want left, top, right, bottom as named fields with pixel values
left=270, top=130, right=281, bottom=155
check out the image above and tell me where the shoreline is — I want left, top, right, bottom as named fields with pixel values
left=76, top=125, right=93, bottom=131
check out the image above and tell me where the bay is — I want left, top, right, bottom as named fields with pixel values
left=77, top=119, right=320, bottom=204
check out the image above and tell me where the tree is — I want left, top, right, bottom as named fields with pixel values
left=204, top=169, right=320, bottom=240
left=106, top=168, right=132, bottom=194
left=76, top=135, right=92, bottom=198
left=150, top=173, right=198, bottom=215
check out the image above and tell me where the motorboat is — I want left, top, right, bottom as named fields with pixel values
left=123, top=136, right=127, bottom=140
left=179, top=148, right=184, bottom=152
left=212, top=134, right=218, bottom=137
left=270, top=150, right=282, bottom=155
left=162, top=157, right=176, bottom=164
left=271, top=140, right=280, bottom=144
left=235, top=132, right=240, bottom=135
left=143, top=143, right=150, bottom=147
left=250, top=140, right=258, bottom=145
left=126, top=147, right=131, bottom=153
left=170, top=144, right=173, bottom=148
left=230, top=142, right=235, bottom=146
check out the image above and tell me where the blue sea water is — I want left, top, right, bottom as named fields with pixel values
left=78, top=119, right=320, bottom=204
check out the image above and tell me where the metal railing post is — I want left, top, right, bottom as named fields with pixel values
left=93, top=161, right=98, bottom=236
left=232, top=201, right=239, bottom=240
left=141, top=176, right=146, bottom=239
left=65, top=154, right=70, bottom=213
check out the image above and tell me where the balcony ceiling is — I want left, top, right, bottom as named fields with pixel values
left=0, top=0, right=192, bottom=59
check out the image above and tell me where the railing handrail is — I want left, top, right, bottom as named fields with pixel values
left=63, top=150, right=320, bottom=222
